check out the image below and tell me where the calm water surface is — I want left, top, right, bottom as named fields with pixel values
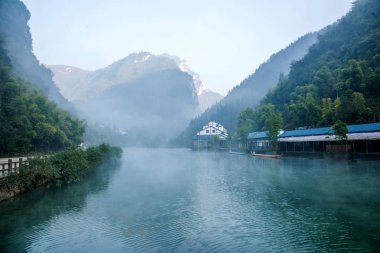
left=1, top=148, right=380, bottom=252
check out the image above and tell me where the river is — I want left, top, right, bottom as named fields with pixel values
left=0, top=148, right=380, bottom=252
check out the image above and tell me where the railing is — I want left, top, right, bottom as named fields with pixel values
left=0, top=158, right=25, bottom=178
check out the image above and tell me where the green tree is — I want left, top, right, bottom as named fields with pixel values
left=287, top=85, right=322, bottom=127
left=265, top=108, right=283, bottom=151
left=0, top=55, right=85, bottom=155
left=352, top=92, right=371, bottom=122
left=332, top=120, right=348, bottom=143
left=237, top=108, right=255, bottom=141
left=313, top=66, right=335, bottom=98
left=250, top=0, right=380, bottom=129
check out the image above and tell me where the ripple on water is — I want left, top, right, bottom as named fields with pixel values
left=1, top=149, right=380, bottom=252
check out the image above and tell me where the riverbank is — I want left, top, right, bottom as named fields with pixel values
left=0, top=144, right=122, bottom=202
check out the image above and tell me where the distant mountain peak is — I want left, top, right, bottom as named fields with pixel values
left=160, top=54, right=204, bottom=95
left=133, top=53, right=151, bottom=63
left=49, top=52, right=222, bottom=111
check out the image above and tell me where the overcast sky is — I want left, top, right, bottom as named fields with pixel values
left=22, top=0, right=353, bottom=95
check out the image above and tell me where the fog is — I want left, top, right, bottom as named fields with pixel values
left=77, top=68, right=199, bottom=147
left=2, top=148, right=380, bottom=252
left=2, top=0, right=380, bottom=252
left=0, top=1, right=202, bottom=148
left=23, top=0, right=353, bottom=95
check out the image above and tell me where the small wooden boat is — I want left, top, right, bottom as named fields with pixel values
left=251, top=152, right=281, bottom=159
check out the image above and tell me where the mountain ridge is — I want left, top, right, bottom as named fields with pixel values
left=0, top=0, right=75, bottom=113
left=246, top=0, right=380, bottom=132
left=173, top=32, right=318, bottom=146
left=49, top=53, right=223, bottom=112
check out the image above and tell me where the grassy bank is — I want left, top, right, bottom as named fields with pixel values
left=0, top=144, right=122, bottom=201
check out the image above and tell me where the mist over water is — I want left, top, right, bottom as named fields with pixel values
left=0, top=148, right=379, bottom=252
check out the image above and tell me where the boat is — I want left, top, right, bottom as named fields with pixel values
left=251, top=152, right=281, bottom=159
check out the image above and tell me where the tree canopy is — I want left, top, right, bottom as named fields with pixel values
left=0, top=46, right=85, bottom=156
left=236, top=0, right=380, bottom=137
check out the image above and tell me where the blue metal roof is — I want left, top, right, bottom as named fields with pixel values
left=347, top=123, right=380, bottom=133
left=247, top=131, right=268, bottom=139
left=280, top=127, right=332, bottom=137
left=248, top=123, right=380, bottom=139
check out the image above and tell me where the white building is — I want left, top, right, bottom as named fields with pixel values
left=192, top=121, right=228, bottom=149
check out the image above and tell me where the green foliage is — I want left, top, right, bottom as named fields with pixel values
left=237, top=108, right=255, bottom=141
left=243, top=0, right=380, bottom=131
left=236, top=103, right=282, bottom=145
left=0, top=47, right=85, bottom=156
left=332, top=120, right=348, bottom=142
left=173, top=33, right=318, bottom=146
left=0, top=0, right=74, bottom=112
left=286, top=85, right=322, bottom=128
left=321, top=98, right=341, bottom=125
left=50, top=149, right=89, bottom=184
left=1, top=144, right=122, bottom=192
left=265, top=109, right=283, bottom=147
left=85, top=144, right=122, bottom=167
left=5, top=158, right=60, bottom=191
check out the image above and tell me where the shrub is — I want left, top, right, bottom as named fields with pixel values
left=50, top=148, right=89, bottom=184
left=0, top=144, right=122, bottom=196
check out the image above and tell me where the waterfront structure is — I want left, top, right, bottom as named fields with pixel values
left=247, top=131, right=271, bottom=153
left=192, top=121, right=228, bottom=150
left=247, top=123, right=380, bottom=155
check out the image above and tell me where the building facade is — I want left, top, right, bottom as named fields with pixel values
left=247, top=131, right=271, bottom=153
left=192, top=121, right=228, bottom=150
left=247, top=123, right=380, bottom=155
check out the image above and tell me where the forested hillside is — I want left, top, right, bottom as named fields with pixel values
left=240, top=0, right=380, bottom=135
left=0, top=0, right=85, bottom=155
left=0, top=0, right=74, bottom=112
left=0, top=45, right=84, bottom=156
left=173, top=32, right=318, bottom=146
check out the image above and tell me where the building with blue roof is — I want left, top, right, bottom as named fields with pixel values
left=247, top=131, right=271, bottom=153
left=247, top=123, right=380, bottom=154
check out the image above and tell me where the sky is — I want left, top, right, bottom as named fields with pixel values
left=22, top=0, right=353, bottom=95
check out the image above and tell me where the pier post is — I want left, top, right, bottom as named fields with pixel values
left=8, top=159, right=12, bottom=174
left=19, top=158, right=23, bottom=172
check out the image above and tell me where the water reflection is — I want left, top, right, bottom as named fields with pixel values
left=0, top=149, right=379, bottom=252
left=0, top=159, right=121, bottom=253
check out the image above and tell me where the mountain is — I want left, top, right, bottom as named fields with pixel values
left=244, top=0, right=380, bottom=133
left=162, top=54, right=224, bottom=112
left=0, top=0, right=74, bottom=113
left=198, top=89, right=223, bottom=113
left=57, top=52, right=181, bottom=102
left=50, top=53, right=204, bottom=146
left=49, top=53, right=223, bottom=112
left=48, top=65, right=91, bottom=101
left=0, top=1, right=85, bottom=155
left=174, top=32, right=318, bottom=146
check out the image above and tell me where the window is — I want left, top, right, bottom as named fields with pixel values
left=206, top=130, right=209, bottom=133
left=212, top=130, right=215, bottom=133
